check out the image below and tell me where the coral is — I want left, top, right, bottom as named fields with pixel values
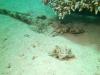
left=49, top=45, right=75, bottom=60
left=43, top=0, right=100, bottom=19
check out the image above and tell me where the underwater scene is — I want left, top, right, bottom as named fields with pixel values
left=0, top=0, right=100, bottom=75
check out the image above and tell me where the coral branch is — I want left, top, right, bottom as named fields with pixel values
left=43, top=0, right=100, bottom=19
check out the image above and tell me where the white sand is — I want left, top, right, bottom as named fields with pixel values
left=0, top=0, right=100, bottom=75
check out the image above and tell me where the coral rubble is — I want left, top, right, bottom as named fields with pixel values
left=0, top=9, right=33, bottom=24
left=43, top=0, right=100, bottom=19
left=49, top=45, right=75, bottom=60
left=0, top=9, right=50, bottom=33
left=30, top=18, right=49, bottom=33
left=0, top=9, right=85, bottom=35
left=51, top=22, right=85, bottom=36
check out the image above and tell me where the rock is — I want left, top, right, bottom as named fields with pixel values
left=24, top=34, right=30, bottom=37
left=37, top=15, right=47, bottom=20
left=49, top=45, right=75, bottom=61
left=32, top=56, right=36, bottom=60
left=7, top=64, right=11, bottom=68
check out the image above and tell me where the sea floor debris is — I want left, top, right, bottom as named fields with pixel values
left=0, top=8, right=85, bottom=35
left=0, top=9, right=33, bottom=24
left=51, top=22, right=85, bottom=36
left=49, top=45, right=75, bottom=61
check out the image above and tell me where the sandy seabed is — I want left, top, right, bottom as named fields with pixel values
left=0, top=0, right=100, bottom=75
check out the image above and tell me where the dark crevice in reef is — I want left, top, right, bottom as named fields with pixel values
left=59, top=15, right=100, bottom=25
left=74, top=9, right=100, bottom=17
left=55, top=9, right=100, bottom=25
